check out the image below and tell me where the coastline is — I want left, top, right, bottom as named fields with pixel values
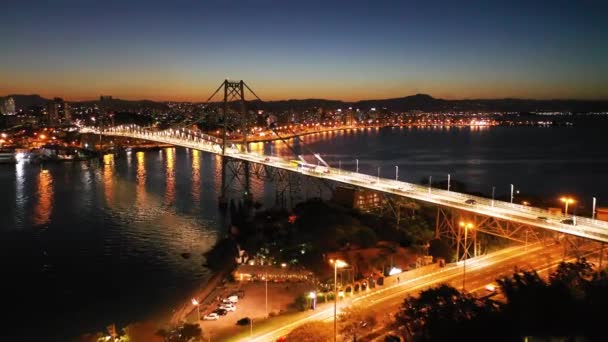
left=227, top=123, right=497, bottom=144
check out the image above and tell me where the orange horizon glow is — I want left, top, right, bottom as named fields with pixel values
left=2, top=77, right=607, bottom=103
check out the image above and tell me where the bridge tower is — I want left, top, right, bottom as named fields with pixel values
left=205, top=79, right=331, bottom=209
left=211, top=80, right=253, bottom=207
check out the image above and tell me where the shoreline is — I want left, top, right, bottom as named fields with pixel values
left=226, top=123, right=498, bottom=144
left=167, top=265, right=235, bottom=326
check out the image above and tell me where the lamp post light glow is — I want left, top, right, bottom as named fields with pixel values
left=191, top=298, right=200, bottom=321
left=330, top=259, right=348, bottom=342
left=459, top=221, right=474, bottom=291
left=560, top=197, right=575, bottom=216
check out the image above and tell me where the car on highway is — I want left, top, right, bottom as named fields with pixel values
left=560, top=218, right=575, bottom=225
left=464, top=199, right=477, bottom=205
left=537, top=216, right=549, bottom=222
left=203, top=313, right=219, bottom=320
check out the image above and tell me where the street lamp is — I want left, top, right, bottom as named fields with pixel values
left=510, top=184, right=514, bottom=203
left=395, top=165, right=399, bottom=181
left=459, top=222, right=474, bottom=291
left=560, top=197, right=575, bottom=216
left=356, top=159, right=359, bottom=173
left=191, top=298, right=200, bottom=321
left=447, top=174, right=451, bottom=192
left=262, top=273, right=268, bottom=318
left=330, top=259, right=348, bottom=342
left=377, top=167, right=380, bottom=183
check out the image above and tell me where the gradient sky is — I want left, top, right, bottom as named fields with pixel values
left=1, top=0, right=607, bottom=101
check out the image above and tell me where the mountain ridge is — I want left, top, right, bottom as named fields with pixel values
left=3, top=93, right=608, bottom=113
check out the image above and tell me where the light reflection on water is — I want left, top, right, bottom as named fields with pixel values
left=1, top=123, right=607, bottom=339
left=33, top=169, right=53, bottom=226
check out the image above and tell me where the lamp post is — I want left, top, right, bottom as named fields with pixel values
left=191, top=298, right=200, bottom=321
left=447, top=174, right=451, bottom=192
left=510, top=184, right=514, bottom=203
left=395, top=165, right=399, bottom=181
left=459, top=222, right=474, bottom=291
left=339, top=160, right=341, bottom=175
left=377, top=167, right=380, bottom=183
left=593, top=197, right=597, bottom=219
left=356, top=159, right=359, bottom=173
left=561, top=197, right=575, bottom=216
left=330, top=259, right=347, bottom=342
left=263, top=273, right=268, bottom=318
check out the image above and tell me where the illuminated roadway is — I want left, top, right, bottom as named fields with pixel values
left=235, top=242, right=592, bottom=341
left=84, top=125, right=608, bottom=243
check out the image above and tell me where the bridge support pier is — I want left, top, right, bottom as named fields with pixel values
left=219, top=157, right=253, bottom=209
left=435, top=206, right=547, bottom=261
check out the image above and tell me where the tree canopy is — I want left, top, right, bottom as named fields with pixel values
left=285, top=321, right=333, bottom=342
left=393, top=259, right=607, bottom=342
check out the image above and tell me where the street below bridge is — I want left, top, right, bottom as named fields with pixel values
left=208, top=241, right=599, bottom=341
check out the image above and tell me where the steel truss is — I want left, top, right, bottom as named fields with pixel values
left=220, top=157, right=335, bottom=208
left=435, top=206, right=551, bottom=261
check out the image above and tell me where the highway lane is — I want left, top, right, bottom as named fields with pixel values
left=242, top=242, right=581, bottom=342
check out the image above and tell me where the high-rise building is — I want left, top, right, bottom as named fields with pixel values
left=46, top=97, right=70, bottom=125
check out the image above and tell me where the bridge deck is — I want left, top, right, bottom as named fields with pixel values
left=84, top=126, right=608, bottom=243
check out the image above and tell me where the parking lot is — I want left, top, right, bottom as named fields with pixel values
left=197, top=281, right=313, bottom=337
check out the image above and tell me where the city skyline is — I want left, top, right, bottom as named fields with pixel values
left=1, top=0, right=607, bottom=102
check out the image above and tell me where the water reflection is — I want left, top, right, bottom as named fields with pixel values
left=165, top=148, right=175, bottom=204
left=136, top=151, right=146, bottom=206
left=33, top=169, right=53, bottom=226
left=192, top=149, right=200, bottom=205
left=103, top=154, right=114, bottom=204
left=15, top=161, right=25, bottom=227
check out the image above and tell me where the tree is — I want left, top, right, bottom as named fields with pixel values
left=285, top=321, right=333, bottom=342
left=339, top=305, right=377, bottom=341
left=294, top=294, right=309, bottom=311
left=549, top=257, right=593, bottom=296
left=394, top=284, right=496, bottom=341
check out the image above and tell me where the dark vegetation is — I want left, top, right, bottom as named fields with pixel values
left=217, top=197, right=441, bottom=275
left=394, top=259, right=607, bottom=342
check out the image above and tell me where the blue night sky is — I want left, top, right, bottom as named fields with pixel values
left=1, top=0, right=606, bottom=101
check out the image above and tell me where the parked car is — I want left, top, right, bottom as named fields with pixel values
left=219, top=304, right=236, bottom=312
left=225, top=295, right=238, bottom=303
left=236, top=317, right=251, bottom=326
left=214, top=308, right=228, bottom=316
left=203, top=313, right=219, bottom=320
left=561, top=218, right=575, bottom=225
left=465, top=199, right=477, bottom=205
